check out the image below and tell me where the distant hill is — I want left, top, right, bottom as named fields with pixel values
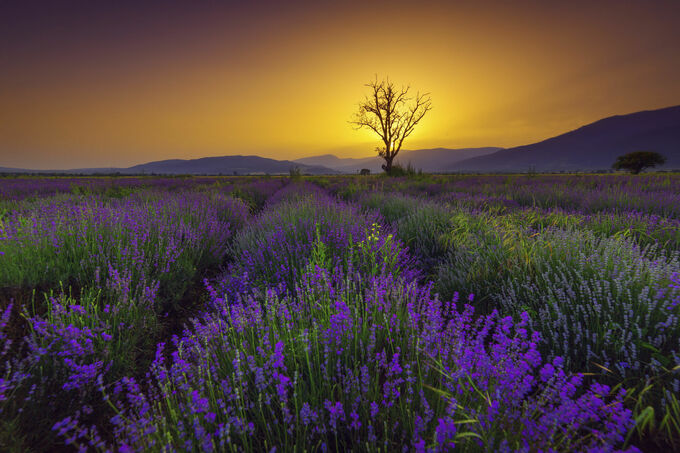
left=293, top=154, right=371, bottom=169
left=295, top=147, right=501, bottom=173
left=122, top=155, right=335, bottom=175
left=0, top=155, right=337, bottom=175
left=453, top=105, right=680, bottom=172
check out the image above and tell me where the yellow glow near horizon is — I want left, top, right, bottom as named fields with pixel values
left=0, top=1, right=679, bottom=169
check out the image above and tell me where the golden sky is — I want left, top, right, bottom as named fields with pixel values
left=1, top=0, right=679, bottom=169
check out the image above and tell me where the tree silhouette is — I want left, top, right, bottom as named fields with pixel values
left=612, top=151, right=666, bottom=174
left=351, top=77, right=432, bottom=173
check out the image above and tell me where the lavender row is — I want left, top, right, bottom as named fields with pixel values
left=319, top=173, right=680, bottom=219
left=355, top=189, right=680, bottom=447
left=0, top=187, right=251, bottom=450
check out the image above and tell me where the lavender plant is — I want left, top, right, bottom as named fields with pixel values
left=496, top=229, right=680, bottom=440
left=0, top=191, right=248, bottom=304
left=223, top=188, right=417, bottom=297
left=64, top=261, right=635, bottom=452
left=0, top=186, right=249, bottom=450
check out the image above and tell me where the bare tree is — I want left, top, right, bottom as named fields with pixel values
left=350, top=76, right=432, bottom=173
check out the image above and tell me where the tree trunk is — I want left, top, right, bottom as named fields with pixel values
left=382, top=156, right=394, bottom=173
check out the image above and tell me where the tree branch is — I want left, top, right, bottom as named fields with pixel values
left=350, top=77, right=432, bottom=171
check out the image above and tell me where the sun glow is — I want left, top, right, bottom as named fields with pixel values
left=1, top=1, right=679, bottom=169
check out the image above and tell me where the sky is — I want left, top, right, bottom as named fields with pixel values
left=1, top=0, right=679, bottom=169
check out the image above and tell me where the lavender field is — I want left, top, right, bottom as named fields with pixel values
left=1, top=174, right=679, bottom=452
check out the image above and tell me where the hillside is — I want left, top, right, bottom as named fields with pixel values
left=123, top=155, right=335, bottom=175
left=454, top=105, right=680, bottom=172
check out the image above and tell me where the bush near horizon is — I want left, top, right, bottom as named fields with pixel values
left=613, top=151, right=667, bottom=174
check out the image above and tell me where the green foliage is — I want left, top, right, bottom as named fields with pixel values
left=336, top=180, right=363, bottom=201
left=384, top=162, right=420, bottom=177
left=395, top=204, right=451, bottom=267
left=69, top=183, right=93, bottom=197
left=104, top=185, right=134, bottom=199
left=289, top=166, right=302, bottom=180
left=359, top=193, right=422, bottom=223
left=350, top=222, right=402, bottom=278
left=434, top=211, right=538, bottom=307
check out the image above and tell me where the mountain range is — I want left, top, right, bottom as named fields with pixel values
left=0, top=156, right=337, bottom=175
left=1, top=105, right=678, bottom=174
